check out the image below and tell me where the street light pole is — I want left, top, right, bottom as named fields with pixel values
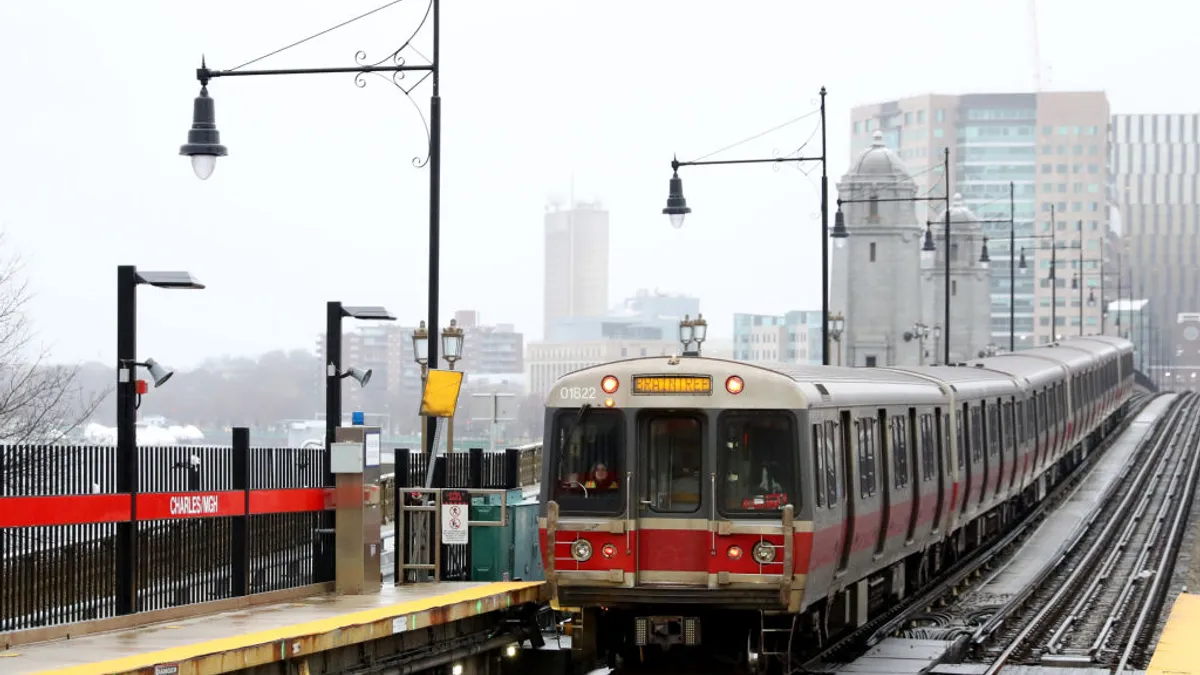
left=324, top=302, right=396, bottom=486
left=663, top=87, right=831, bottom=364
left=1050, top=205, right=1058, bottom=341
left=114, top=266, right=204, bottom=616
left=181, top=0, right=442, bottom=454
left=1009, top=181, right=1016, bottom=352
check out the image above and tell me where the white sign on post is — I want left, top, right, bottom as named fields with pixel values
left=441, top=502, right=469, bottom=544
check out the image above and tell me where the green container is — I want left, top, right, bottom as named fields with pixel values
left=469, top=490, right=545, bottom=582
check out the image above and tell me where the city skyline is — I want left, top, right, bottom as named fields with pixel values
left=2, top=0, right=1197, bottom=370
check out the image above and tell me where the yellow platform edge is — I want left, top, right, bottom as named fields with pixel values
left=1147, top=592, right=1200, bottom=675
left=24, top=581, right=546, bottom=675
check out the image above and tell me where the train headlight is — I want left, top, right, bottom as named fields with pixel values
left=752, top=541, right=776, bottom=564
left=601, top=375, right=619, bottom=394
left=727, top=545, right=743, bottom=560
left=726, top=376, right=744, bottom=394
left=571, top=539, right=593, bottom=562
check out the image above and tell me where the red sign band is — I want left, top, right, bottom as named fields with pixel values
left=0, top=488, right=332, bottom=528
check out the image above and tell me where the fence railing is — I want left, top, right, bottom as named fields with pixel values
left=0, top=428, right=333, bottom=632
left=1, top=437, right=544, bottom=633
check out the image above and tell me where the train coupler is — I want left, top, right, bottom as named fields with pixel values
left=634, top=616, right=701, bottom=648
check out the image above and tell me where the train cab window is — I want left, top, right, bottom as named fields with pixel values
left=858, top=418, right=878, bottom=498
left=550, top=408, right=624, bottom=513
left=719, top=412, right=796, bottom=515
left=919, top=414, right=935, bottom=481
left=644, top=415, right=704, bottom=513
left=892, top=417, right=909, bottom=489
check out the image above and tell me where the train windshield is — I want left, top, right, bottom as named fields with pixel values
left=550, top=408, right=624, bottom=513
left=718, top=411, right=797, bottom=515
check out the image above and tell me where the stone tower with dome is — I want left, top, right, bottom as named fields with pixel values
left=923, top=194, right=993, bottom=362
left=830, top=131, right=928, bottom=367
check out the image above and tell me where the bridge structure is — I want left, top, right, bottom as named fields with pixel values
left=0, top=432, right=551, bottom=675
left=0, top=366, right=1166, bottom=675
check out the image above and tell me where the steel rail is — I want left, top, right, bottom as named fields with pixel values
left=977, top=393, right=1197, bottom=675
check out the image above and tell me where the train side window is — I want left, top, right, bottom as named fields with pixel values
left=956, top=413, right=965, bottom=469
left=892, top=417, right=909, bottom=489
left=1003, top=401, right=1013, bottom=452
left=858, top=417, right=877, bottom=498
left=813, top=425, right=825, bottom=508
left=970, top=406, right=983, bottom=461
left=1015, top=401, right=1024, bottom=444
left=920, top=414, right=934, bottom=481
left=824, top=421, right=839, bottom=506
left=988, top=403, right=999, bottom=455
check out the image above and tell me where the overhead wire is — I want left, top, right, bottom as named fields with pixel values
left=228, top=0, right=410, bottom=72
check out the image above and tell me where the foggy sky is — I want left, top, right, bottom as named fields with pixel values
left=0, top=0, right=1194, bottom=369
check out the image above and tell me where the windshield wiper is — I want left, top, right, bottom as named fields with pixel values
left=555, top=403, right=593, bottom=485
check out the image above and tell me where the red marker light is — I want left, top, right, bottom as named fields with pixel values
left=725, top=376, right=744, bottom=395
left=601, top=375, right=619, bottom=394
left=135, top=379, right=149, bottom=395
left=601, top=543, right=617, bottom=558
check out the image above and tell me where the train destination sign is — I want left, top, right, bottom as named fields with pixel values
left=631, top=375, right=713, bottom=395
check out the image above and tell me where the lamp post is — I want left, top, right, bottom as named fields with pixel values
left=828, top=312, right=845, bottom=366
left=663, top=87, right=830, bottom=364
left=181, top=3, right=444, bottom=455
left=325, top=302, right=395, bottom=482
left=412, top=321, right=429, bottom=454
left=439, top=319, right=464, bottom=453
left=905, top=321, right=931, bottom=365
left=1072, top=256, right=1106, bottom=336
left=832, top=147, right=953, bottom=364
left=679, top=313, right=708, bottom=356
left=115, top=266, right=204, bottom=616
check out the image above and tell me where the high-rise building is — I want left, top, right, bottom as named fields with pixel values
left=543, top=200, right=610, bottom=337
left=1111, top=114, right=1200, bottom=335
left=851, top=91, right=1111, bottom=347
left=732, top=311, right=824, bottom=365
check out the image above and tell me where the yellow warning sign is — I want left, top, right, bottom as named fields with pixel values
left=420, top=369, right=464, bottom=418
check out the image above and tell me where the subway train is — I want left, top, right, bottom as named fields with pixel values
left=537, top=335, right=1135, bottom=671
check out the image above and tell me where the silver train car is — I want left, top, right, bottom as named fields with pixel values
left=537, top=335, right=1135, bottom=671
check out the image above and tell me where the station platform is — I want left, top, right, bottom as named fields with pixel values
left=2, top=581, right=547, bottom=675
left=1146, top=592, right=1200, bottom=675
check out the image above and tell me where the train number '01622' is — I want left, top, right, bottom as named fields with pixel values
left=560, top=386, right=597, bottom=400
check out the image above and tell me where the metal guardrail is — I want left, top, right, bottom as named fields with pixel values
left=397, top=488, right=510, bottom=583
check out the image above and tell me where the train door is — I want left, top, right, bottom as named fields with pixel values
left=635, top=412, right=706, bottom=586
left=932, top=409, right=945, bottom=530
left=875, top=409, right=890, bottom=556
left=959, top=403, right=971, bottom=513
left=905, top=408, right=920, bottom=542
left=836, top=410, right=855, bottom=574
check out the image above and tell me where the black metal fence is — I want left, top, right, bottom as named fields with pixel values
left=0, top=429, right=333, bottom=632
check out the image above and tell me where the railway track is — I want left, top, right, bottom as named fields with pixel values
left=973, top=392, right=1200, bottom=673
left=798, top=393, right=1158, bottom=671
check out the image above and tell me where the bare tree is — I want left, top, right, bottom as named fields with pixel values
left=0, top=238, right=108, bottom=494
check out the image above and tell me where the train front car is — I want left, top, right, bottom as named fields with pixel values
left=538, top=356, right=810, bottom=670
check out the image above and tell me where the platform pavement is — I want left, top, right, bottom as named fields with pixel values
left=2, top=581, right=546, bottom=675
left=1146, top=592, right=1200, bottom=675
